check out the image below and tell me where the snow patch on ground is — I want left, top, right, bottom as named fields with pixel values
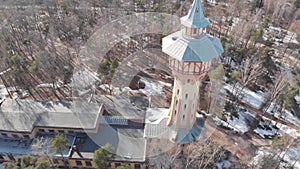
left=0, top=87, right=7, bottom=97
left=254, top=118, right=279, bottom=139
left=266, top=102, right=300, bottom=127
left=254, top=117, right=300, bottom=139
left=104, top=77, right=172, bottom=97
left=139, top=77, right=168, bottom=95
left=295, top=94, right=300, bottom=105
left=282, top=110, right=300, bottom=127
left=214, top=108, right=256, bottom=133
left=252, top=147, right=300, bottom=169
left=223, top=84, right=267, bottom=109
left=286, top=147, right=300, bottom=169
left=225, top=112, right=250, bottom=133
left=0, top=86, right=17, bottom=97
left=216, top=160, right=231, bottom=169
left=213, top=101, right=300, bottom=138
left=277, top=124, right=300, bottom=138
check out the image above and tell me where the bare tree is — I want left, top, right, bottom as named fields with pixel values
left=31, top=136, right=54, bottom=165
left=185, top=138, right=226, bottom=169
left=262, top=71, right=291, bottom=113
left=233, top=53, right=264, bottom=101
left=148, top=143, right=182, bottom=169
left=271, top=134, right=298, bottom=168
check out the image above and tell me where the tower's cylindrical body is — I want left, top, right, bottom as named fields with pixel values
left=162, top=0, right=224, bottom=144
left=167, top=58, right=211, bottom=132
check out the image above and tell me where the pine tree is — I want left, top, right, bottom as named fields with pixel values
left=93, top=144, right=115, bottom=169
left=50, top=134, right=70, bottom=168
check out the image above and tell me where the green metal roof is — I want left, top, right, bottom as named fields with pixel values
left=162, top=31, right=224, bottom=62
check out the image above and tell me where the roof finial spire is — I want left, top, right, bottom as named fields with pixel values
left=181, top=0, right=210, bottom=28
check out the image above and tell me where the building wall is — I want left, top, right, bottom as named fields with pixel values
left=111, top=162, right=146, bottom=169
left=168, top=72, right=205, bottom=131
left=0, top=127, right=85, bottom=139
left=0, top=154, right=146, bottom=169
left=0, top=131, right=35, bottom=139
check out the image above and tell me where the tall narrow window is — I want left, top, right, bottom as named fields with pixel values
left=184, top=104, right=187, bottom=110
left=185, top=94, right=188, bottom=99
left=177, top=89, right=179, bottom=95
left=183, top=115, right=185, bottom=120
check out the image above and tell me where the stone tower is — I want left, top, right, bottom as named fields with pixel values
left=162, top=0, right=224, bottom=144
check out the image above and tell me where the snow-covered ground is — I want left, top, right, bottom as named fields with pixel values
left=0, top=85, right=7, bottom=97
left=266, top=102, right=300, bottom=127
left=138, top=77, right=172, bottom=96
left=0, top=85, right=16, bottom=97
left=252, top=147, right=300, bottom=169
left=254, top=118, right=280, bottom=139
left=282, top=110, right=300, bottom=126
left=222, top=83, right=300, bottom=138
left=101, top=77, right=172, bottom=97
left=223, top=84, right=268, bottom=109
left=263, top=26, right=299, bottom=45
left=295, top=94, right=300, bottom=105
left=213, top=100, right=300, bottom=138
left=216, top=160, right=231, bottom=169
left=254, top=116, right=300, bottom=139
left=214, top=107, right=256, bottom=133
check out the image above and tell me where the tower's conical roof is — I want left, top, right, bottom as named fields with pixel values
left=181, top=0, right=210, bottom=28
